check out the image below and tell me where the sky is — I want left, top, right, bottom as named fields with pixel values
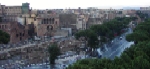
left=0, top=0, right=150, bottom=9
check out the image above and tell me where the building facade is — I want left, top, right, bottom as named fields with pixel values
left=0, top=22, right=28, bottom=43
left=17, top=13, right=59, bottom=37
left=37, top=14, right=59, bottom=36
left=76, top=14, right=88, bottom=30
left=0, top=3, right=30, bottom=22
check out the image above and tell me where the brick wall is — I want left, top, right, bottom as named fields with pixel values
left=0, top=22, right=28, bottom=43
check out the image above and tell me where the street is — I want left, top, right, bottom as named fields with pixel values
left=97, top=28, right=134, bottom=59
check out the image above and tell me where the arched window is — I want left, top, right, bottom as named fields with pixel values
left=49, top=19, right=51, bottom=24
left=50, top=18, right=52, bottom=24
left=52, top=18, right=54, bottom=24
left=43, top=19, right=46, bottom=24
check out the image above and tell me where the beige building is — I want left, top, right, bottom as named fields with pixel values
left=3, top=6, right=22, bottom=15
left=0, top=4, right=22, bottom=21
left=0, top=3, right=30, bottom=22
left=107, top=13, right=116, bottom=20
left=37, top=14, right=59, bottom=36
left=17, top=13, right=59, bottom=36
left=76, top=14, right=89, bottom=30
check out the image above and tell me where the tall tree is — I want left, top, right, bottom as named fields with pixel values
left=75, top=29, right=99, bottom=57
left=48, top=44, right=61, bottom=65
left=0, top=30, right=10, bottom=44
left=75, top=29, right=99, bottom=48
left=67, top=18, right=150, bottom=69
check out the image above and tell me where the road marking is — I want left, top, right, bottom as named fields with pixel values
left=117, top=42, right=134, bottom=56
left=109, top=42, right=127, bottom=57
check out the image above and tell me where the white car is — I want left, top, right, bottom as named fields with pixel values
left=120, top=37, right=122, bottom=40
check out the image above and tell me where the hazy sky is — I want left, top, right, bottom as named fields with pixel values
left=0, top=0, right=150, bottom=9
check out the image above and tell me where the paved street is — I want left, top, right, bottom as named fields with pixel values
left=97, top=28, right=134, bottom=59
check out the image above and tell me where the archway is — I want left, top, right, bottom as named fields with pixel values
left=47, top=25, right=53, bottom=30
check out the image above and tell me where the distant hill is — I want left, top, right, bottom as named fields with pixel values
left=123, top=7, right=140, bottom=10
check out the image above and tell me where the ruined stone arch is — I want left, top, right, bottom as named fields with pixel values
left=47, top=25, right=53, bottom=30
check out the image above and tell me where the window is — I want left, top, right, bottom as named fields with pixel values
left=16, top=34, right=18, bottom=37
left=22, top=33, right=24, bottom=36
left=5, top=7, right=8, bottom=9
left=20, top=33, right=22, bottom=36
left=55, top=21, right=57, bottom=24
left=52, top=18, right=54, bottom=23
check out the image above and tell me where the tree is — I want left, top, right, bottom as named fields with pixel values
left=67, top=19, right=150, bottom=69
left=89, top=17, right=133, bottom=46
left=126, top=20, right=150, bottom=44
left=75, top=29, right=99, bottom=57
left=48, top=44, right=61, bottom=65
left=75, top=29, right=99, bottom=48
left=0, top=30, right=10, bottom=44
left=67, top=41, right=150, bottom=69
left=126, top=30, right=149, bottom=44
left=90, top=25, right=109, bottom=43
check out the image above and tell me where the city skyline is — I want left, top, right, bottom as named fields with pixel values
left=0, top=0, right=150, bottom=9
